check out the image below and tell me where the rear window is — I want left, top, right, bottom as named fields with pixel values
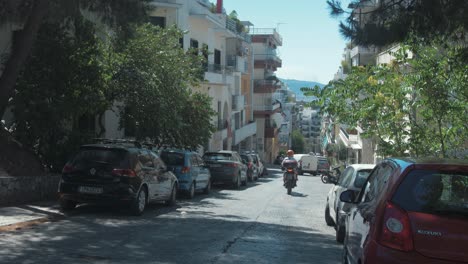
left=160, top=151, right=185, bottom=166
left=353, top=169, right=373, bottom=188
left=203, top=153, right=233, bottom=161
left=392, top=170, right=468, bottom=216
left=318, top=158, right=329, bottom=169
left=72, top=148, right=128, bottom=168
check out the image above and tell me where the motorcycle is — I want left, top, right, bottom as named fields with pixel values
left=320, top=166, right=342, bottom=184
left=282, top=161, right=297, bottom=195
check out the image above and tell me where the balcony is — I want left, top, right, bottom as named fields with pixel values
left=227, top=55, right=248, bottom=73
left=254, top=53, right=282, bottom=69
left=205, top=63, right=234, bottom=74
left=253, top=101, right=281, bottom=116
left=254, top=80, right=281, bottom=93
left=232, top=95, right=245, bottom=112
left=233, top=121, right=257, bottom=145
left=339, top=127, right=362, bottom=150
left=226, top=18, right=252, bottom=43
left=250, top=28, right=283, bottom=46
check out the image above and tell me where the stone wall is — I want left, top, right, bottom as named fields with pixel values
left=0, top=175, right=61, bottom=206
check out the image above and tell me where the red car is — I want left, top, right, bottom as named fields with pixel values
left=340, top=158, right=468, bottom=264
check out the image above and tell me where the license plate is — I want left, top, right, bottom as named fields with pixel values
left=210, top=164, right=221, bottom=167
left=78, top=186, right=103, bottom=194
left=285, top=174, right=294, bottom=180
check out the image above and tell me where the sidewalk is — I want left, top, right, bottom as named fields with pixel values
left=0, top=201, right=63, bottom=232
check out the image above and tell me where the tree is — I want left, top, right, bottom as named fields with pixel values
left=303, top=38, right=468, bottom=158
left=0, top=0, right=150, bottom=120
left=10, top=19, right=109, bottom=170
left=291, top=129, right=305, bottom=154
left=327, top=0, right=468, bottom=51
left=115, top=24, right=215, bottom=149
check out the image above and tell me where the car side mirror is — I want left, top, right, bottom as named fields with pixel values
left=340, top=190, right=357, bottom=204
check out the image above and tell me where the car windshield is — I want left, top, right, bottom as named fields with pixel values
left=353, top=169, right=373, bottom=188
left=392, top=170, right=468, bottom=216
left=160, top=152, right=185, bottom=166
left=203, top=153, right=233, bottom=161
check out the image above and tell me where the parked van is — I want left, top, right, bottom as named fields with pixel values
left=295, top=154, right=330, bottom=175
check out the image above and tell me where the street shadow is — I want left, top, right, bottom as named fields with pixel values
left=0, top=211, right=342, bottom=264
left=289, top=192, right=308, bottom=198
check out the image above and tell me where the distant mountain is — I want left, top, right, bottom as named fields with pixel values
left=279, top=78, right=325, bottom=102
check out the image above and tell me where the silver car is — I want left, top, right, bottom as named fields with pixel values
left=324, top=163, right=375, bottom=243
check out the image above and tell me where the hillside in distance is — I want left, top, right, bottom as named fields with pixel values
left=279, top=78, right=325, bottom=101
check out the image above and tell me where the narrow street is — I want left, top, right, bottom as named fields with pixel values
left=0, top=167, right=342, bottom=264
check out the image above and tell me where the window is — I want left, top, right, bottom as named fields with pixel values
left=149, top=16, right=165, bottom=28
left=353, top=169, right=373, bottom=189
left=190, top=155, right=199, bottom=167
left=138, top=150, right=154, bottom=168
left=361, top=163, right=394, bottom=203
left=338, top=167, right=355, bottom=187
left=160, top=151, right=185, bottom=166
left=214, top=49, right=221, bottom=65
left=151, top=152, right=165, bottom=170
left=392, top=170, right=468, bottom=215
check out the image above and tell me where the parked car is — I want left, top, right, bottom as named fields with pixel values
left=58, top=140, right=178, bottom=215
left=324, top=163, right=375, bottom=243
left=160, top=149, right=211, bottom=199
left=203, top=150, right=247, bottom=189
left=340, top=158, right=468, bottom=264
left=245, top=152, right=265, bottom=177
left=240, top=153, right=258, bottom=181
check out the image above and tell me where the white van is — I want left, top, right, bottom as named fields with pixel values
left=295, top=154, right=330, bottom=175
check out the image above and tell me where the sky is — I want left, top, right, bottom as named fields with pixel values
left=222, top=0, right=349, bottom=84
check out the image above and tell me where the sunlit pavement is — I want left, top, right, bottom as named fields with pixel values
left=0, top=166, right=342, bottom=264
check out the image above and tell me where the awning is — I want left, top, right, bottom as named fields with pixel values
left=350, top=143, right=362, bottom=150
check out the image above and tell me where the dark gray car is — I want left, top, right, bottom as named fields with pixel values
left=203, top=150, right=247, bottom=189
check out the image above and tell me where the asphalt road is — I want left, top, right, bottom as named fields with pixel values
left=0, top=167, right=342, bottom=264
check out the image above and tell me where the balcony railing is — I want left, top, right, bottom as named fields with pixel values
left=250, top=28, right=282, bottom=45
left=225, top=18, right=252, bottom=43
left=254, top=80, right=281, bottom=93
left=253, top=102, right=280, bottom=112
left=206, top=63, right=234, bottom=74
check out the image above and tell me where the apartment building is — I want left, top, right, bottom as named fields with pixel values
left=300, top=107, right=322, bottom=154
left=250, top=27, right=283, bottom=163
left=148, top=0, right=257, bottom=152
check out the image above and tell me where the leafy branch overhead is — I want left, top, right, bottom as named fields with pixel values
left=327, top=0, right=468, bottom=50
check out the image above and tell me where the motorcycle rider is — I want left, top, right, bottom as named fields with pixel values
left=281, top=150, right=298, bottom=187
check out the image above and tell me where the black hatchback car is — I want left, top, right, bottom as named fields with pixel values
left=58, top=140, right=178, bottom=215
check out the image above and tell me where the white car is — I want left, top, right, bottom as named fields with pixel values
left=324, top=163, right=375, bottom=243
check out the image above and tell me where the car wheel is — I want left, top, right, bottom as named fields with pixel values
left=325, top=205, right=334, bottom=226
left=242, top=174, right=247, bottom=186
left=130, top=187, right=147, bottom=216
left=187, top=182, right=195, bottom=199
left=59, top=198, right=77, bottom=211
left=203, top=180, right=211, bottom=194
left=166, top=184, right=177, bottom=206
left=233, top=175, right=241, bottom=189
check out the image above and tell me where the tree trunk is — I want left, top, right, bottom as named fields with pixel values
left=0, top=0, right=49, bottom=118
left=437, top=118, right=447, bottom=158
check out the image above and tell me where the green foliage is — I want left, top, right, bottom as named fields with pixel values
left=291, top=129, right=305, bottom=154
left=327, top=0, right=468, bottom=53
left=310, top=38, right=467, bottom=158
left=115, top=24, right=215, bottom=149
left=10, top=20, right=108, bottom=170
